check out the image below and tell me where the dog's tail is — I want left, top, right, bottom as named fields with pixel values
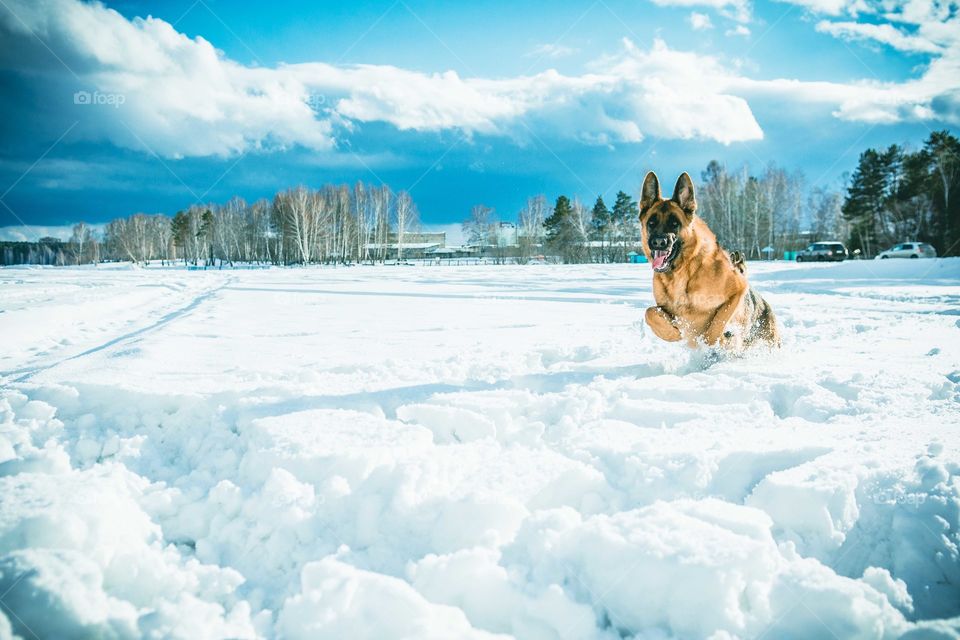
left=730, top=251, right=746, bottom=274
left=749, top=288, right=781, bottom=348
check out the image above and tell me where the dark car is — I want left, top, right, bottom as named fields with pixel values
left=796, top=242, right=848, bottom=262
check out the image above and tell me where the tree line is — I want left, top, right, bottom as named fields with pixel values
left=842, top=131, right=959, bottom=257
left=460, top=192, right=642, bottom=264
left=467, top=168, right=826, bottom=264
left=83, top=182, right=418, bottom=266
left=103, top=183, right=421, bottom=265
left=516, top=130, right=957, bottom=262
left=690, top=130, right=958, bottom=259
left=3, top=130, right=955, bottom=266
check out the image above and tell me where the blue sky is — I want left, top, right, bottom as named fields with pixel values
left=0, top=0, right=957, bottom=238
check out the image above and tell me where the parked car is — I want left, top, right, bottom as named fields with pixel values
left=875, top=242, right=937, bottom=259
left=796, top=242, right=848, bottom=262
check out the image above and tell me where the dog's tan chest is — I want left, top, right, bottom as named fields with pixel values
left=654, top=270, right=727, bottom=315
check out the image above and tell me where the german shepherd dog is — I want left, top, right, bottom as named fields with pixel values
left=640, top=171, right=780, bottom=351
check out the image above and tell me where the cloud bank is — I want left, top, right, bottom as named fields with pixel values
left=0, top=0, right=956, bottom=160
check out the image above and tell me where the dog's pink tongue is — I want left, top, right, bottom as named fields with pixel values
left=651, top=250, right=668, bottom=270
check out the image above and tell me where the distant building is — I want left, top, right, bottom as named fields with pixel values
left=496, top=222, right=518, bottom=248
left=423, top=246, right=480, bottom=259
left=364, top=231, right=446, bottom=259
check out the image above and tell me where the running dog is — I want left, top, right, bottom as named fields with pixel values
left=640, top=171, right=780, bottom=351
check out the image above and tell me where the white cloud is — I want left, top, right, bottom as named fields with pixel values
left=0, top=0, right=767, bottom=151
left=0, top=0, right=335, bottom=158
left=884, top=0, right=956, bottom=26
left=650, top=0, right=751, bottom=22
left=594, top=38, right=764, bottom=143
left=815, top=20, right=941, bottom=53
left=317, top=39, right=768, bottom=145
left=770, top=0, right=960, bottom=124
left=730, top=71, right=945, bottom=124
left=774, top=0, right=868, bottom=16
left=526, top=43, right=578, bottom=59
left=0, top=0, right=957, bottom=163
left=689, top=12, right=715, bottom=30
left=726, top=25, right=751, bottom=36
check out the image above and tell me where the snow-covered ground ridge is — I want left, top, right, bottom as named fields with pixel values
left=0, top=259, right=958, bottom=639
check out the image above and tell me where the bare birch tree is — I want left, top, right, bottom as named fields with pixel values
left=393, top=190, right=418, bottom=262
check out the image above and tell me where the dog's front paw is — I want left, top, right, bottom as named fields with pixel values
left=645, top=306, right=683, bottom=342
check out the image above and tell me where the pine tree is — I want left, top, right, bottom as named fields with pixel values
left=924, top=131, right=960, bottom=255
left=544, top=195, right=571, bottom=245
left=170, top=211, right=190, bottom=264
left=610, top=190, right=639, bottom=262
left=198, top=209, right=215, bottom=265
left=544, top=195, right=583, bottom=263
left=842, top=146, right=900, bottom=256
left=590, top=196, right=610, bottom=262
left=590, top=196, right=610, bottom=236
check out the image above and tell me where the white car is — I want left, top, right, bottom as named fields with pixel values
left=875, top=242, right=937, bottom=259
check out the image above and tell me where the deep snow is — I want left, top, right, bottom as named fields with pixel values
left=0, top=259, right=959, bottom=639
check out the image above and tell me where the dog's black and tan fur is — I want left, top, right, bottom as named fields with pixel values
left=640, top=171, right=780, bottom=351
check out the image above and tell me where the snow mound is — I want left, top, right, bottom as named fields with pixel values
left=277, top=557, right=506, bottom=639
left=503, top=501, right=909, bottom=638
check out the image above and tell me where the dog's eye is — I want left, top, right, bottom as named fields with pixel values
left=647, top=219, right=656, bottom=228
left=668, top=219, right=679, bottom=231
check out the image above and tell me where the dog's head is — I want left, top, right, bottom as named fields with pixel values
left=639, top=172, right=697, bottom=273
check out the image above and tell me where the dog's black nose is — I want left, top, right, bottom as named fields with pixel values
left=650, top=236, right=669, bottom=250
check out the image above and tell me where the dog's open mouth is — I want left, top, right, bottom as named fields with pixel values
left=650, top=242, right=680, bottom=272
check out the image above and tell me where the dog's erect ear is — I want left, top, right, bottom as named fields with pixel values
left=672, top=172, right=697, bottom=218
left=640, top=172, right=661, bottom=214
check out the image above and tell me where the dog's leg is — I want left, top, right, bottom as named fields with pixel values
left=702, top=290, right=746, bottom=346
left=645, top=306, right=682, bottom=342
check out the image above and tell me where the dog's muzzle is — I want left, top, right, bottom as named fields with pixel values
left=649, top=235, right=679, bottom=272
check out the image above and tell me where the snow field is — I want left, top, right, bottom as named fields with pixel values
left=0, top=259, right=958, bottom=639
